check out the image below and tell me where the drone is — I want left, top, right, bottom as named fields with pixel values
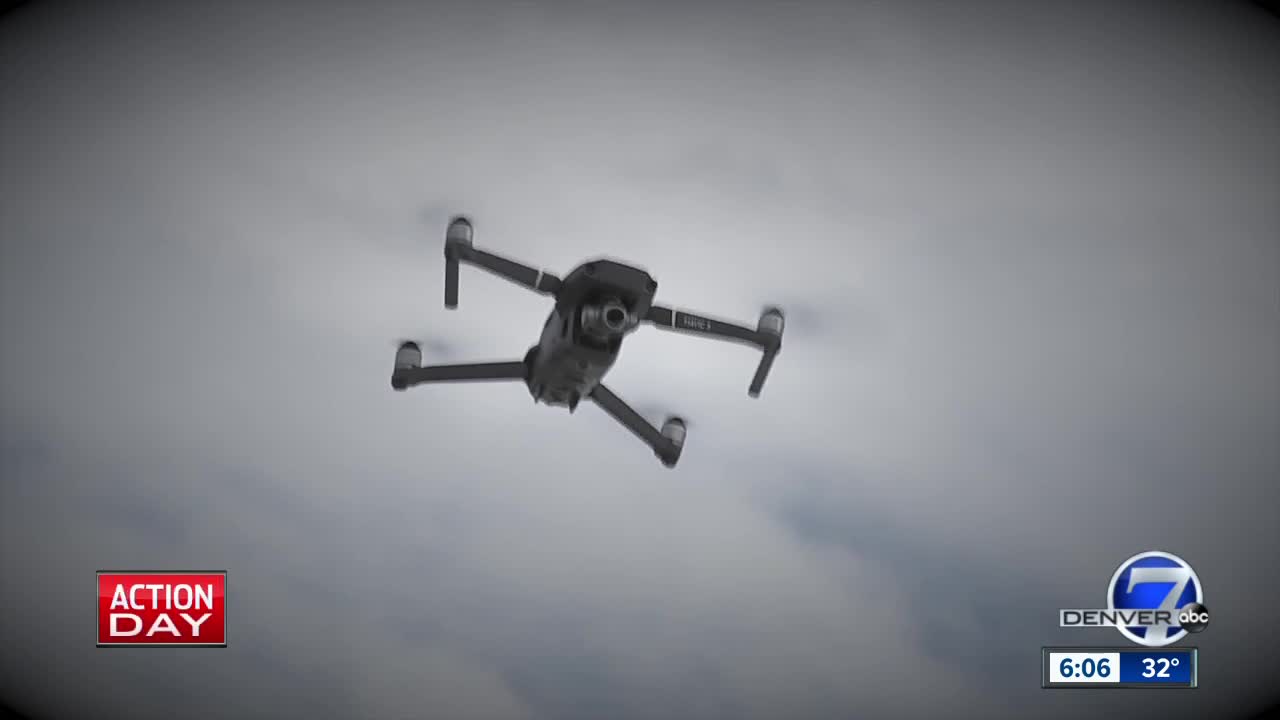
left=391, top=216, right=784, bottom=468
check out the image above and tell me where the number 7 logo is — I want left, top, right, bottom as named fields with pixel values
left=1126, top=566, right=1193, bottom=612
left=1107, top=551, right=1203, bottom=648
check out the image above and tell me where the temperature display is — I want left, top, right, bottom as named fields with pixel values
left=1042, top=647, right=1197, bottom=688
left=1123, top=652, right=1192, bottom=683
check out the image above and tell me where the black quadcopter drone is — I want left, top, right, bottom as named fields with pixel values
left=391, top=216, right=784, bottom=468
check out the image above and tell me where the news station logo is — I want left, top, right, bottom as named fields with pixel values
left=96, top=571, right=227, bottom=647
left=1059, top=551, right=1209, bottom=648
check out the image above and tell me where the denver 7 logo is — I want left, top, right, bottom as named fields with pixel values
left=1107, top=552, right=1202, bottom=647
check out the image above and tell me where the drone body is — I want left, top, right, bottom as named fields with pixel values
left=391, top=216, right=784, bottom=468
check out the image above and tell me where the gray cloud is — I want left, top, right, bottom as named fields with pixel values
left=2, top=1, right=1278, bottom=719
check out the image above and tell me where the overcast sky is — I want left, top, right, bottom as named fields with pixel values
left=2, top=1, right=1278, bottom=718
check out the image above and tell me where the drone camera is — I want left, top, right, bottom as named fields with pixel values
left=581, top=299, right=632, bottom=337
left=605, top=306, right=627, bottom=330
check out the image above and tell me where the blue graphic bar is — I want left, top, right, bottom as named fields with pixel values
left=1042, top=647, right=1197, bottom=688
left=1118, top=650, right=1194, bottom=684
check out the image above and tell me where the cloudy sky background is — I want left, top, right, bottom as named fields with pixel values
left=2, top=1, right=1278, bottom=718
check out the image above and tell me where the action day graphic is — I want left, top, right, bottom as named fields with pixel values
left=96, top=571, right=227, bottom=647
left=1059, top=551, right=1209, bottom=648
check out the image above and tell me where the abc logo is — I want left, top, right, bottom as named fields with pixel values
left=1178, top=602, right=1210, bottom=633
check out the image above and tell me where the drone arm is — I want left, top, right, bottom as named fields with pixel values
left=589, top=384, right=665, bottom=449
left=391, top=345, right=527, bottom=390
left=444, top=218, right=561, bottom=308
left=644, top=304, right=785, bottom=397
left=643, top=306, right=763, bottom=346
left=589, top=383, right=684, bottom=468
left=457, top=246, right=563, bottom=295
